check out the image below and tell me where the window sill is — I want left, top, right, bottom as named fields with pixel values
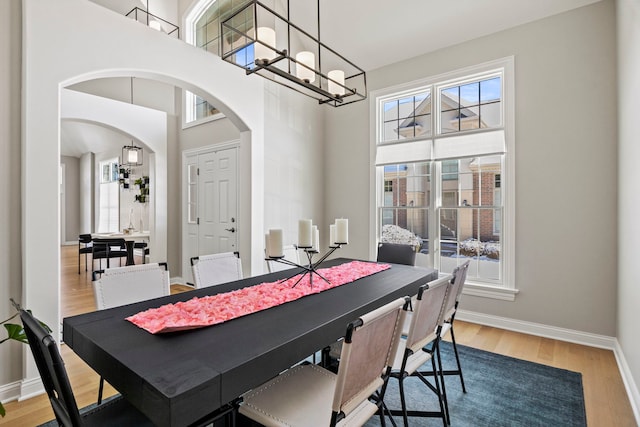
left=462, top=282, right=519, bottom=301
left=182, top=112, right=225, bottom=130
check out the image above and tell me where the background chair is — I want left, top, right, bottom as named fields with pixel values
left=20, top=309, right=154, bottom=426
left=439, top=260, right=471, bottom=393
left=78, top=234, right=92, bottom=274
left=377, top=242, right=417, bottom=266
left=190, top=251, right=242, bottom=288
left=91, top=237, right=128, bottom=270
left=92, top=262, right=170, bottom=310
left=134, top=241, right=149, bottom=264
left=266, top=244, right=300, bottom=273
left=388, top=275, right=452, bottom=427
left=92, top=262, right=170, bottom=403
left=239, top=297, right=408, bottom=427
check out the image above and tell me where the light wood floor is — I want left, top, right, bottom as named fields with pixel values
left=0, top=245, right=636, bottom=426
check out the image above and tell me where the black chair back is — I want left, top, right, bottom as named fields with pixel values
left=377, top=242, right=416, bottom=266
left=20, top=309, right=82, bottom=426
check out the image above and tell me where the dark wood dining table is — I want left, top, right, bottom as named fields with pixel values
left=62, top=257, right=437, bottom=427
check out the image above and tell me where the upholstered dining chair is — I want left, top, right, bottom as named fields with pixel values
left=92, top=262, right=170, bottom=403
left=388, top=275, right=453, bottom=427
left=377, top=242, right=417, bottom=266
left=266, top=244, right=300, bottom=273
left=439, top=260, right=471, bottom=393
left=78, top=234, right=93, bottom=274
left=20, top=309, right=155, bottom=426
left=239, top=297, right=409, bottom=427
left=190, top=251, right=242, bottom=288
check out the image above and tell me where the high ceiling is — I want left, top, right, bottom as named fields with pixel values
left=319, top=0, right=601, bottom=71
left=62, top=0, right=602, bottom=157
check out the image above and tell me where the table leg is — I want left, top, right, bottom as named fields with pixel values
left=125, top=240, right=135, bottom=266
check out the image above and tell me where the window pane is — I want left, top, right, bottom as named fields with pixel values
left=442, top=86, right=459, bottom=106
left=480, top=77, right=501, bottom=102
left=383, top=120, right=400, bottom=141
left=440, top=109, right=459, bottom=133
left=460, top=82, right=479, bottom=107
left=480, top=101, right=501, bottom=128
left=384, top=100, right=398, bottom=122
left=461, top=106, right=481, bottom=131
left=413, top=113, right=431, bottom=137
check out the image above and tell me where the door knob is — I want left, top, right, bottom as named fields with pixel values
left=225, top=227, right=236, bottom=233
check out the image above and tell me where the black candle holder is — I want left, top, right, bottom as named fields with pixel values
left=266, top=243, right=346, bottom=288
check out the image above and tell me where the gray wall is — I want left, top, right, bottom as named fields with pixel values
left=60, top=156, right=80, bottom=243
left=617, top=0, right=640, bottom=409
left=325, top=0, right=618, bottom=336
left=0, top=0, right=22, bottom=387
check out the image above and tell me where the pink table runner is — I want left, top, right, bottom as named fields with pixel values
left=127, top=261, right=391, bottom=334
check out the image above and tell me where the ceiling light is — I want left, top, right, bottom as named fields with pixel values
left=122, top=145, right=143, bottom=167
left=221, top=0, right=367, bottom=107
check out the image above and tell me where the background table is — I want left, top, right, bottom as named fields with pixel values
left=63, top=258, right=437, bottom=427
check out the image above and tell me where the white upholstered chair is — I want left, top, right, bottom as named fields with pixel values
left=92, top=262, right=171, bottom=403
left=190, top=252, right=243, bottom=288
left=389, top=274, right=453, bottom=427
left=239, top=297, right=409, bottom=427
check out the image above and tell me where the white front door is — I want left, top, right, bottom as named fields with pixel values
left=183, top=144, right=239, bottom=284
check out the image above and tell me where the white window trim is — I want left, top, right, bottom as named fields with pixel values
left=369, top=56, right=517, bottom=301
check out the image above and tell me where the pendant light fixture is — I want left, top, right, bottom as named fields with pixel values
left=221, top=0, right=366, bottom=107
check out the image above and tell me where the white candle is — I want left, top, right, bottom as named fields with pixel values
left=298, top=219, right=312, bottom=247
left=255, top=27, right=276, bottom=61
left=328, top=69, right=345, bottom=96
left=311, top=225, right=319, bottom=251
left=295, top=51, right=315, bottom=83
left=329, top=224, right=336, bottom=247
left=336, top=218, right=348, bottom=244
left=268, top=229, right=284, bottom=258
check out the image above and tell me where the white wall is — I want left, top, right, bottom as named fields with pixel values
left=325, top=0, right=618, bottom=336
left=617, top=0, right=640, bottom=418
left=0, top=0, right=22, bottom=391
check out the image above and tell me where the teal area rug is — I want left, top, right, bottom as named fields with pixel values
left=366, top=341, right=587, bottom=426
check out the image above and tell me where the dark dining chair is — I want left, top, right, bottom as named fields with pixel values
left=377, top=242, right=417, bottom=266
left=91, top=238, right=128, bottom=270
left=78, top=234, right=92, bottom=274
left=20, top=308, right=154, bottom=426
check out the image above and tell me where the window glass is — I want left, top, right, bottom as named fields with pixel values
left=439, top=76, right=502, bottom=135
left=375, top=63, right=510, bottom=289
left=381, top=91, right=431, bottom=142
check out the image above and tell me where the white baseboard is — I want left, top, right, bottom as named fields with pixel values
left=456, top=309, right=617, bottom=349
left=0, top=380, right=21, bottom=404
left=613, top=340, right=640, bottom=425
left=19, top=377, right=45, bottom=401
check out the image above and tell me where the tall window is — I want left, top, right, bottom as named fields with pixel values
left=98, top=159, right=119, bottom=233
left=374, top=58, right=515, bottom=297
left=183, top=0, right=246, bottom=125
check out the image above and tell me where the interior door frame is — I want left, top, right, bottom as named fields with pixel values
left=181, top=141, right=240, bottom=284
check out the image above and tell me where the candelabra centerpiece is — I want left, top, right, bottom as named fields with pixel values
left=265, top=218, right=349, bottom=288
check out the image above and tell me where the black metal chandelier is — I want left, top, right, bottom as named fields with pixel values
left=220, top=0, right=367, bottom=107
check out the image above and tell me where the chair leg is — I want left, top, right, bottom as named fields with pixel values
left=435, top=341, right=450, bottom=425
left=449, top=326, right=466, bottom=393
left=97, top=377, right=104, bottom=404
